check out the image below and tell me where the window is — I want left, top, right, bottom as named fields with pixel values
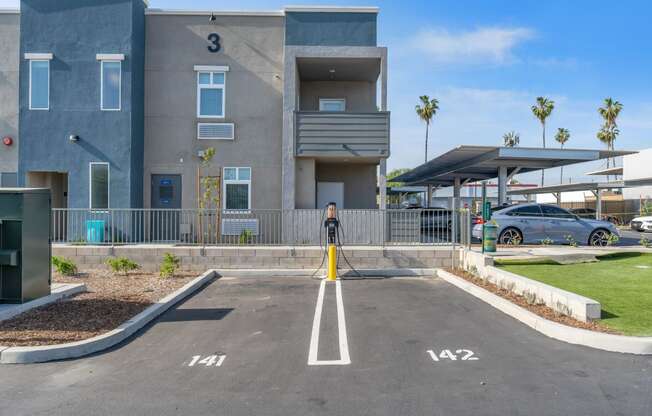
left=541, top=205, right=575, bottom=219
left=319, top=98, right=346, bottom=112
left=101, top=60, right=121, bottom=110
left=506, top=205, right=542, bottom=217
left=197, top=71, right=225, bottom=118
left=90, top=163, right=109, bottom=209
left=223, top=167, right=251, bottom=211
left=29, top=60, right=50, bottom=110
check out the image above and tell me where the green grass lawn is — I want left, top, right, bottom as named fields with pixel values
left=496, top=253, right=652, bottom=336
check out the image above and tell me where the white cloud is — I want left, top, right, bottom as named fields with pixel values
left=411, top=27, right=535, bottom=65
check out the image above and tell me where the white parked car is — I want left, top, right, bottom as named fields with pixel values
left=631, top=216, right=652, bottom=232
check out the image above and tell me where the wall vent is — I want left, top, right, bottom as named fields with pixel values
left=221, top=218, right=259, bottom=236
left=197, top=123, right=235, bottom=140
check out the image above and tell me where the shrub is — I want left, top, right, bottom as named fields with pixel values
left=239, top=229, right=254, bottom=244
left=565, top=234, right=578, bottom=248
left=160, top=253, right=180, bottom=279
left=606, top=233, right=620, bottom=246
left=52, top=256, right=78, bottom=276
left=540, top=237, right=554, bottom=246
left=105, top=257, right=139, bottom=275
left=640, top=237, right=651, bottom=249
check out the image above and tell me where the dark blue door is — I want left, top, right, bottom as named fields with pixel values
left=151, top=175, right=182, bottom=242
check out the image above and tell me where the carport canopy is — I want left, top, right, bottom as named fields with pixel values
left=393, top=146, right=636, bottom=206
left=507, top=177, right=652, bottom=219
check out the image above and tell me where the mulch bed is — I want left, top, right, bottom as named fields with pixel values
left=446, top=268, right=619, bottom=335
left=0, top=271, right=197, bottom=347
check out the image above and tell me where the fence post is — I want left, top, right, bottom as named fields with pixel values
left=451, top=198, right=458, bottom=269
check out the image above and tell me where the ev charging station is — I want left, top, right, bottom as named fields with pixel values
left=324, top=202, right=339, bottom=281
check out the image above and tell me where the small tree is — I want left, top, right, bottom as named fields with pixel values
left=198, top=147, right=220, bottom=243
left=531, top=97, right=555, bottom=186
left=503, top=131, right=520, bottom=147
left=415, top=96, right=439, bottom=163
left=555, top=128, right=570, bottom=183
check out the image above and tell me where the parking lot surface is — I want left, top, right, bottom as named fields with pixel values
left=0, top=276, right=650, bottom=416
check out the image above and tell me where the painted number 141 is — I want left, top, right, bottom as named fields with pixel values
left=427, top=349, right=478, bottom=362
left=188, top=355, right=226, bottom=367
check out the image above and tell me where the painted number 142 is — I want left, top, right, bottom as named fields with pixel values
left=427, top=349, right=478, bottom=362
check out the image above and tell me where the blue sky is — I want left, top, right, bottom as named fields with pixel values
left=3, top=0, right=651, bottom=184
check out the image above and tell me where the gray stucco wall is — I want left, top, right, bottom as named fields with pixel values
left=316, top=162, right=377, bottom=209
left=18, top=0, right=145, bottom=208
left=295, top=158, right=316, bottom=209
left=0, top=13, right=19, bottom=175
left=144, top=14, right=285, bottom=210
left=285, top=12, right=377, bottom=47
left=299, top=81, right=376, bottom=112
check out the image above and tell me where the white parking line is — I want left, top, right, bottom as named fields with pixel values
left=307, top=280, right=351, bottom=366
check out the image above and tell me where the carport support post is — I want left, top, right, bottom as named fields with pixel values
left=593, top=190, right=602, bottom=220
left=498, top=166, right=507, bottom=205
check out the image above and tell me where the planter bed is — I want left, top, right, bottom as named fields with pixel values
left=446, top=268, right=618, bottom=335
left=0, top=271, right=197, bottom=347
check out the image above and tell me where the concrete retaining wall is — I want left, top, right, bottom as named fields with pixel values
left=53, top=245, right=455, bottom=272
left=458, top=249, right=601, bottom=322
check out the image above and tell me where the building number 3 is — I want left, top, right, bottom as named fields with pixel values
left=208, top=33, right=221, bottom=53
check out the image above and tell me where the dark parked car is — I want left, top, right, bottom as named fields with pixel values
left=568, top=208, right=621, bottom=225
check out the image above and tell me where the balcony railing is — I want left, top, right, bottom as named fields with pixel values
left=51, top=208, right=471, bottom=246
left=295, top=111, right=390, bottom=158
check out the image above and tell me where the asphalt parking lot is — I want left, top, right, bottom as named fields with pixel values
left=0, top=276, right=650, bottom=416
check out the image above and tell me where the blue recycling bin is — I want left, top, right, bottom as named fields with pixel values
left=86, top=220, right=105, bottom=243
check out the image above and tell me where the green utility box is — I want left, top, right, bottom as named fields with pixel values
left=483, top=223, right=498, bottom=253
left=0, top=188, right=51, bottom=304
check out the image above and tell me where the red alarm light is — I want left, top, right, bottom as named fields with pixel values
left=2, top=137, right=12, bottom=146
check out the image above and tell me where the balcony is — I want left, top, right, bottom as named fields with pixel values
left=295, top=111, right=390, bottom=160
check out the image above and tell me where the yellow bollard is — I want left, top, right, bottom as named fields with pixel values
left=327, top=244, right=337, bottom=280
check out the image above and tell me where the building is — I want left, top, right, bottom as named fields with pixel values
left=0, top=1, right=390, bottom=212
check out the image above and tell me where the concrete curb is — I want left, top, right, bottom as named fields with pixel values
left=0, top=270, right=216, bottom=364
left=437, top=269, right=652, bottom=355
left=0, top=283, right=87, bottom=323
left=216, top=268, right=438, bottom=279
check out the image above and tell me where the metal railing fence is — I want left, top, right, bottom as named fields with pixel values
left=52, top=207, right=473, bottom=246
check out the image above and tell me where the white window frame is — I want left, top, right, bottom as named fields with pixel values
left=319, top=98, right=346, bottom=112
left=28, top=59, right=50, bottom=111
left=89, top=162, right=110, bottom=210
left=100, top=60, right=122, bottom=111
left=197, top=71, right=226, bottom=119
left=222, top=167, right=251, bottom=212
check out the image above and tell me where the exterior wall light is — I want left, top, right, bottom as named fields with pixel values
left=69, top=135, right=80, bottom=143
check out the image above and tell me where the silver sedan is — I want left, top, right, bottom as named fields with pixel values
left=472, top=203, right=621, bottom=246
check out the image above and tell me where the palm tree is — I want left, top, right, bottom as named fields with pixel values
left=415, top=95, right=439, bottom=163
left=597, top=98, right=623, bottom=170
left=503, top=131, right=520, bottom=147
left=555, top=128, right=570, bottom=183
left=531, top=97, right=555, bottom=186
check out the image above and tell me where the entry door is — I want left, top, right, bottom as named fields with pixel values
left=151, top=175, right=182, bottom=242
left=317, top=182, right=344, bottom=209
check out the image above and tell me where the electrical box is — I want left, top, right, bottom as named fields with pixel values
left=0, top=188, right=51, bottom=304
